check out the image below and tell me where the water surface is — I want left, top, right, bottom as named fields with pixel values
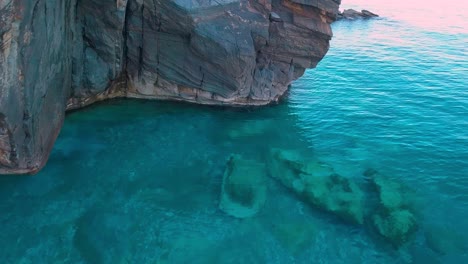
left=1, top=0, right=467, bottom=263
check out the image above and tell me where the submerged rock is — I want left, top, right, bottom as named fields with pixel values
left=372, top=209, right=417, bottom=247
left=270, top=149, right=365, bottom=224
left=0, top=0, right=341, bottom=175
left=219, top=155, right=267, bottom=218
left=366, top=169, right=418, bottom=246
left=371, top=172, right=409, bottom=210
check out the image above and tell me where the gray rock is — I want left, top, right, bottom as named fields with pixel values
left=342, top=9, right=362, bottom=19
left=0, top=0, right=340, bottom=174
left=361, top=9, right=379, bottom=18
left=0, top=0, right=75, bottom=174
left=337, top=8, right=379, bottom=20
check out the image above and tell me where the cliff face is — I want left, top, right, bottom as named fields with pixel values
left=0, top=0, right=340, bottom=174
left=1, top=0, right=75, bottom=174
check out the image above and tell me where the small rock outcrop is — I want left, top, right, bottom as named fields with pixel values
left=337, top=9, right=379, bottom=20
left=0, top=0, right=341, bottom=174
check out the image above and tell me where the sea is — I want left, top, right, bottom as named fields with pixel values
left=0, top=0, right=467, bottom=263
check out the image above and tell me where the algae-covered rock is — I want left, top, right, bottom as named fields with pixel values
left=369, top=171, right=408, bottom=210
left=220, top=155, right=267, bottom=218
left=366, top=169, right=418, bottom=246
left=270, top=149, right=365, bottom=224
left=303, top=173, right=365, bottom=224
left=269, top=149, right=335, bottom=188
left=372, top=209, right=417, bottom=246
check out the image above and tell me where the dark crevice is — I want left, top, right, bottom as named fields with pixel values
left=122, top=0, right=132, bottom=85
left=138, top=3, right=145, bottom=78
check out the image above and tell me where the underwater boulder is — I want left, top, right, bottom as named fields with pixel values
left=372, top=209, right=417, bottom=247
left=366, top=169, right=419, bottom=246
left=369, top=171, right=409, bottom=210
left=270, top=149, right=365, bottom=224
left=219, top=155, right=267, bottom=218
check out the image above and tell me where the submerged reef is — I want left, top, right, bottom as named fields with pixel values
left=0, top=0, right=341, bottom=174
left=216, top=148, right=422, bottom=248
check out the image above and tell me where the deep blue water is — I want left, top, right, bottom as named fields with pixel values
left=1, top=1, right=467, bottom=263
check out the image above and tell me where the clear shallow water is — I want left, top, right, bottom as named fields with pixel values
left=1, top=1, right=467, bottom=263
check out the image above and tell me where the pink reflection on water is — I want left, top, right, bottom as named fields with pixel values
left=341, top=0, right=468, bottom=34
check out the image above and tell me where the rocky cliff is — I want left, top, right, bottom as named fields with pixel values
left=0, top=0, right=340, bottom=174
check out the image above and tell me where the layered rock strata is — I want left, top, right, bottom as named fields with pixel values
left=0, top=0, right=340, bottom=174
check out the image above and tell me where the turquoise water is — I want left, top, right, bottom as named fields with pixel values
left=1, top=1, right=467, bottom=263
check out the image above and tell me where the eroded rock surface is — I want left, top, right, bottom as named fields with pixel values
left=0, top=0, right=75, bottom=174
left=0, top=0, right=340, bottom=174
